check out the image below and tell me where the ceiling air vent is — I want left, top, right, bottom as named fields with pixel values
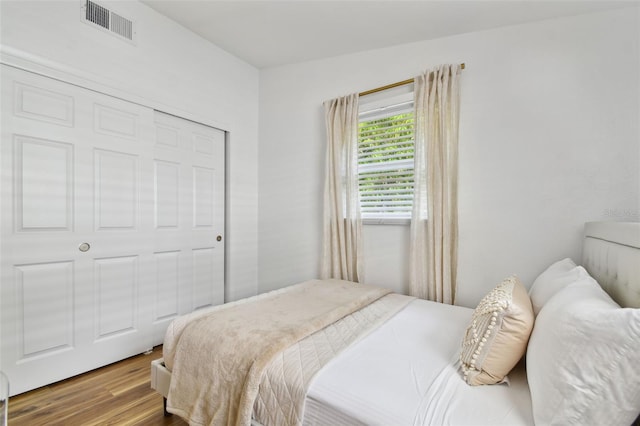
left=83, top=0, right=135, bottom=43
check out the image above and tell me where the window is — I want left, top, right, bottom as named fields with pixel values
left=358, top=93, right=414, bottom=224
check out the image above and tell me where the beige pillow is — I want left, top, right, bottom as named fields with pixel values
left=460, top=276, right=534, bottom=385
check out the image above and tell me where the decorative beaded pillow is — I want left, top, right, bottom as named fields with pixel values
left=460, top=275, right=534, bottom=385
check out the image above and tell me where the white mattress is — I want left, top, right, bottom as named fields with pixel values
left=303, top=299, right=533, bottom=426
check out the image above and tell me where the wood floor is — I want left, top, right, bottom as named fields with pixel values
left=8, top=346, right=187, bottom=425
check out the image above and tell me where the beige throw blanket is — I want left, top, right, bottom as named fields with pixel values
left=254, top=293, right=414, bottom=426
left=167, top=279, right=391, bottom=426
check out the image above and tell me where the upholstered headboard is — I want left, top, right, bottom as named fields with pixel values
left=582, top=221, right=640, bottom=309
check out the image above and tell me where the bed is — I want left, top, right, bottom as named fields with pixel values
left=151, top=221, right=640, bottom=426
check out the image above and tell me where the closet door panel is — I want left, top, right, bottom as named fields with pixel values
left=93, top=104, right=139, bottom=140
left=192, top=247, right=217, bottom=310
left=14, top=82, right=74, bottom=127
left=16, top=261, right=74, bottom=359
left=1, top=65, right=153, bottom=395
left=154, top=160, right=180, bottom=229
left=94, top=150, right=139, bottom=230
left=94, top=256, right=138, bottom=340
left=153, top=251, right=180, bottom=322
left=15, top=136, right=73, bottom=231
left=193, top=166, right=215, bottom=228
left=150, top=112, right=225, bottom=342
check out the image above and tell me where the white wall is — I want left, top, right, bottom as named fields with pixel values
left=0, top=0, right=260, bottom=301
left=259, top=8, right=640, bottom=307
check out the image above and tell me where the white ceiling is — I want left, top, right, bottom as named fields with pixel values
left=142, top=1, right=636, bottom=69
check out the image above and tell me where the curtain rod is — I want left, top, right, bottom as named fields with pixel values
left=359, top=63, right=465, bottom=97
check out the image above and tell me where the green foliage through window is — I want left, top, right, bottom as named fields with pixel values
left=358, top=110, right=414, bottom=221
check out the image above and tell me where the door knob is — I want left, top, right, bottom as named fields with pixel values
left=78, top=242, right=91, bottom=252
left=216, top=235, right=222, bottom=242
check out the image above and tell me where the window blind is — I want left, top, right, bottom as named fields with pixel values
left=358, top=102, right=414, bottom=222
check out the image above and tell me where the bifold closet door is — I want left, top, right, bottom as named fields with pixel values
left=0, top=65, right=225, bottom=395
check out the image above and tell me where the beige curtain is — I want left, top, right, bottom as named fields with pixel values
left=409, top=64, right=461, bottom=303
left=321, top=93, right=363, bottom=282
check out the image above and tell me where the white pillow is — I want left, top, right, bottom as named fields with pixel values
left=526, top=272, right=640, bottom=425
left=528, top=258, right=581, bottom=315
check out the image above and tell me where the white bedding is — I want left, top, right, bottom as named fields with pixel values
left=152, top=221, right=639, bottom=426
left=303, top=298, right=533, bottom=426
